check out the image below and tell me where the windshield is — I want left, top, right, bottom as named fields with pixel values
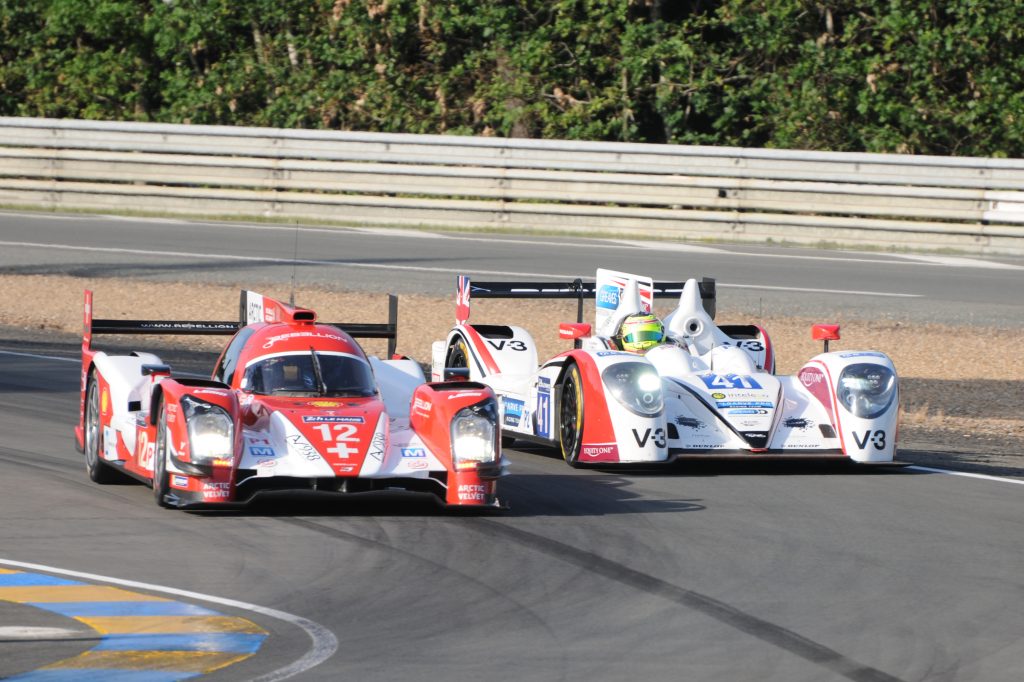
left=241, top=352, right=377, bottom=397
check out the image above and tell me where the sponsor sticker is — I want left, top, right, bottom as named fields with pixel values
left=717, top=401, right=773, bottom=409
left=503, top=398, right=525, bottom=428
left=171, top=475, right=188, bottom=488
left=261, top=331, right=347, bottom=349
left=596, top=350, right=630, bottom=357
left=457, top=483, right=489, bottom=502
left=582, top=443, right=619, bottom=458
left=308, top=400, right=344, bottom=408
left=799, top=369, right=826, bottom=387
left=201, top=482, right=231, bottom=499
left=784, top=417, right=813, bottom=430
left=675, top=416, right=706, bottom=430
left=303, top=415, right=365, bottom=424
left=191, top=388, right=227, bottom=396
left=102, top=426, right=117, bottom=461
left=596, top=284, right=620, bottom=310
left=413, top=397, right=432, bottom=414
left=401, top=447, right=427, bottom=458
left=255, top=459, right=276, bottom=477
left=250, top=446, right=275, bottom=457
left=839, top=352, right=886, bottom=359
left=727, top=408, right=770, bottom=414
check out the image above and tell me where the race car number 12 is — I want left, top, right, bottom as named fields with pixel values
left=315, top=423, right=359, bottom=459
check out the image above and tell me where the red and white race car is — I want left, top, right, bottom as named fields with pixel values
left=74, top=289, right=506, bottom=509
left=432, top=269, right=899, bottom=467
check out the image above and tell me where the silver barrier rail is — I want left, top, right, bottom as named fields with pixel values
left=1, top=117, right=1023, bottom=255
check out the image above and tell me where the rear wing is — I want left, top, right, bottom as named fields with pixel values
left=83, top=290, right=399, bottom=357
left=455, top=275, right=716, bottom=325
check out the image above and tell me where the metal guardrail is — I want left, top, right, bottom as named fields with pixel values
left=1, top=116, right=1023, bottom=255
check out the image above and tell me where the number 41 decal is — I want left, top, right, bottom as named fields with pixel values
left=700, top=374, right=763, bottom=390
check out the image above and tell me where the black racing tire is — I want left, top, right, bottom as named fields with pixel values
left=559, top=363, right=584, bottom=467
left=446, top=336, right=472, bottom=372
left=84, top=372, right=119, bottom=484
left=153, top=401, right=172, bottom=508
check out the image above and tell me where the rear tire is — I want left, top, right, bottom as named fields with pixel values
left=559, top=363, right=584, bottom=467
left=84, top=373, right=118, bottom=484
left=153, top=402, right=172, bottom=508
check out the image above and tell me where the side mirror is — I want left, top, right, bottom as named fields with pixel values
left=811, top=324, right=840, bottom=352
left=443, top=367, right=471, bottom=382
left=558, top=322, right=592, bottom=340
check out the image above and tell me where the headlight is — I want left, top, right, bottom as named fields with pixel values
left=181, top=396, right=234, bottom=464
left=601, top=362, right=663, bottom=416
left=837, top=363, right=896, bottom=419
left=451, top=400, right=498, bottom=469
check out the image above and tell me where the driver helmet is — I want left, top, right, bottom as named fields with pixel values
left=617, top=313, right=664, bottom=353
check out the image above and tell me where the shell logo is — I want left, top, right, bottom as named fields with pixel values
left=308, top=400, right=344, bottom=408
left=101, top=389, right=109, bottom=415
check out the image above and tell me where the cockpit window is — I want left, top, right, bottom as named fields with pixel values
left=241, top=352, right=376, bottom=397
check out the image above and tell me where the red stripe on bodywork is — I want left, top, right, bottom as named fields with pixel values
left=462, top=325, right=501, bottom=375
left=563, top=351, right=618, bottom=462
left=798, top=360, right=846, bottom=454
left=756, top=324, right=774, bottom=373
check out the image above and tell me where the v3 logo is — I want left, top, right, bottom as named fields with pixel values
left=633, top=427, right=666, bottom=448
left=853, top=430, right=886, bottom=450
left=486, top=339, right=527, bottom=351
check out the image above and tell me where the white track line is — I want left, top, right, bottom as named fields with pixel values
left=0, top=558, right=338, bottom=682
left=720, top=282, right=920, bottom=298
left=907, top=466, right=1024, bottom=486
left=0, top=239, right=920, bottom=297
left=0, top=349, right=78, bottom=363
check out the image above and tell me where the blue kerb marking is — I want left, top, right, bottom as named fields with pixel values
left=96, top=632, right=267, bottom=653
left=28, top=601, right=220, bottom=617
left=4, top=671, right=202, bottom=682
left=0, top=573, right=83, bottom=587
left=3, top=570, right=268, bottom=682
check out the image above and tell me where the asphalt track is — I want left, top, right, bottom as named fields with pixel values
left=1, top=212, right=1023, bottom=681
left=1, top=210, right=1024, bottom=326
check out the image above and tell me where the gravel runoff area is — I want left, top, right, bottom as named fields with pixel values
left=2, top=274, right=1021, bottom=478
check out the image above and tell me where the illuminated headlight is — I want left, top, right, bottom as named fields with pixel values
left=602, top=362, right=663, bottom=416
left=181, top=396, right=234, bottom=464
left=451, top=400, right=498, bottom=469
left=837, top=363, right=896, bottom=419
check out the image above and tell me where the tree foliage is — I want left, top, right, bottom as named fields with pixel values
left=1, top=0, right=1022, bottom=155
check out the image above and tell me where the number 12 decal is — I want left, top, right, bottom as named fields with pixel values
left=315, top=423, right=359, bottom=459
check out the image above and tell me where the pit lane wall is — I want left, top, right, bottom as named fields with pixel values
left=2, top=116, right=1024, bottom=256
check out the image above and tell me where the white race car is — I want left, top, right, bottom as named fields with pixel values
left=432, top=269, right=899, bottom=467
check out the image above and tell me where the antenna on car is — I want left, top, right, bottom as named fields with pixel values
left=288, top=225, right=300, bottom=307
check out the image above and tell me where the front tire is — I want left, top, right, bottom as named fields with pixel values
left=153, top=402, right=172, bottom=508
left=447, top=336, right=471, bottom=373
left=84, top=372, right=118, bottom=484
left=559, top=363, right=584, bottom=467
